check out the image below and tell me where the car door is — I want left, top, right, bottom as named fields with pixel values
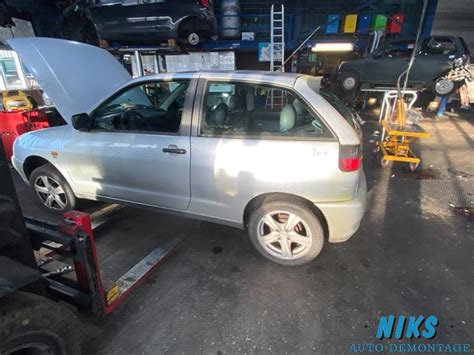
left=365, top=40, right=415, bottom=84
left=62, top=78, right=196, bottom=210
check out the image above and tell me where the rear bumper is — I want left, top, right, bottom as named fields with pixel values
left=316, top=171, right=367, bottom=243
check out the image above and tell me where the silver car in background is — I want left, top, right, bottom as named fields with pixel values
left=10, top=38, right=366, bottom=266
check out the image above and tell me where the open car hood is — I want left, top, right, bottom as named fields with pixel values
left=8, top=37, right=132, bottom=124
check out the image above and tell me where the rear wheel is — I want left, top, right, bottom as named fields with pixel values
left=187, top=32, right=200, bottom=46
left=340, top=70, right=360, bottom=92
left=178, top=18, right=202, bottom=47
left=248, top=198, right=324, bottom=266
left=29, top=164, right=76, bottom=212
left=0, top=291, right=81, bottom=355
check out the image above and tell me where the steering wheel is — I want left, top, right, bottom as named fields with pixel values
left=100, top=104, right=122, bottom=115
left=121, top=109, right=147, bottom=130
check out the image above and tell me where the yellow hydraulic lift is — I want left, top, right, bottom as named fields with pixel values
left=376, top=98, right=430, bottom=172
left=374, top=0, right=430, bottom=172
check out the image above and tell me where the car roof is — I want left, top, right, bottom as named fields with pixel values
left=130, top=70, right=303, bottom=87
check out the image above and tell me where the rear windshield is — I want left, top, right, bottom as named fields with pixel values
left=321, top=90, right=359, bottom=128
left=306, top=77, right=360, bottom=130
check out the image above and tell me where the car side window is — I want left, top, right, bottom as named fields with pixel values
left=93, top=80, right=190, bottom=133
left=200, top=81, right=333, bottom=139
left=381, top=41, right=414, bottom=58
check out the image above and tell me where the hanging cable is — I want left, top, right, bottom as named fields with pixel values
left=396, top=0, right=428, bottom=98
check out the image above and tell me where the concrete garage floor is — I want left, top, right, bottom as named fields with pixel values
left=12, top=112, right=473, bottom=354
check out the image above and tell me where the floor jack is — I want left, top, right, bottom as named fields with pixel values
left=375, top=96, right=430, bottom=172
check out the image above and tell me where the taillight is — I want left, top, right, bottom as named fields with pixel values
left=339, top=144, right=362, bottom=172
left=200, top=0, right=210, bottom=8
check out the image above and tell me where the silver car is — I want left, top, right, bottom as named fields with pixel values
left=10, top=38, right=366, bottom=266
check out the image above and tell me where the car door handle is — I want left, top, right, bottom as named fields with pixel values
left=162, top=145, right=187, bottom=155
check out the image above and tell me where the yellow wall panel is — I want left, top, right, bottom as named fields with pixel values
left=344, top=14, right=358, bottom=33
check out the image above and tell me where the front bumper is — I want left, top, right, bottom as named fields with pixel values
left=316, top=171, right=367, bottom=243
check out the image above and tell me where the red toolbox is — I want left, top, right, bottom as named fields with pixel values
left=0, top=109, right=49, bottom=160
left=388, top=13, right=405, bottom=33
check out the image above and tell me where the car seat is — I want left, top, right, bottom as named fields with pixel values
left=227, top=95, right=245, bottom=113
left=292, top=98, right=305, bottom=125
left=280, top=104, right=296, bottom=132
left=209, top=102, right=228, bottom=126
left=246, top=91, right=255, bottom=112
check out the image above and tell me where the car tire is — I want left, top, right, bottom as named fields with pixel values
left=29, top=164, right=76, bottom=213
left=433, top=77, right=455, bottom=96
left=248, top=197, right=325, bottom=266
left=178, top=18, right=205, bottom=47
left=0, top=291, right=82, bottom=355
left=340, top=70, right=360, bottom=91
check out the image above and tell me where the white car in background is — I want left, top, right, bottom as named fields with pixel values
left=10, top=38, right=366, bottom=266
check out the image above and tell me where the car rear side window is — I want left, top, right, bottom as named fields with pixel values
left=93, top=80, right=190, bottom=134
left=199, top=81, right=333, bottom=139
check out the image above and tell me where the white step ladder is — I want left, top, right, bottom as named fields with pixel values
left=267, top=4, right=286, bottom=109
left=270, top=4, right=285, bottom=72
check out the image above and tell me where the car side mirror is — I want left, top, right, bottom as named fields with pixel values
left=71, top=113, right=91, bottom=131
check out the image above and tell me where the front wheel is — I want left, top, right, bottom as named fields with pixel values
left=248, top=198, right=324, bottom=266
left=433, top=76, right=455, bottom=96
left=29, top=164, right=76, bottom=213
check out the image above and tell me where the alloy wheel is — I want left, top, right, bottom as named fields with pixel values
left=257, top=211, right=313, bottom=260
left=34, top=175, right=67, bottom=210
